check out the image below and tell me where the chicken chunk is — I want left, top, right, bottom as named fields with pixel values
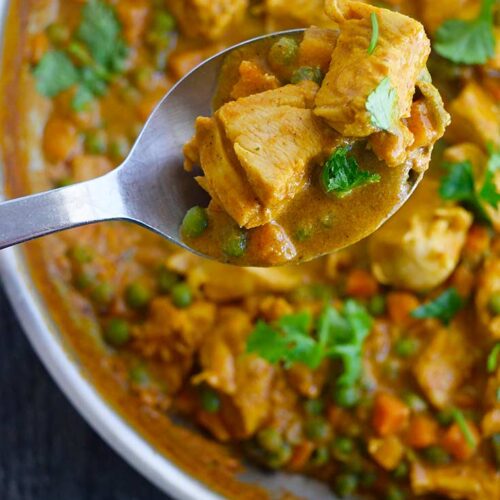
left=186, top=83, right=336, bottom=228
left=475, top=257, right=500, bottom=339
left=264, top=0, right=337, bottom=31
left=168, top=0, right=247, bottom=40
left=447, top=82, right=500, bottom=149
left=413, top=324, right=477, bottom=409
left=411, top=461, right=500, bottom=500
left=316, top=1, right=431, bottom=138
left=369, top=180, right=473, bottom=292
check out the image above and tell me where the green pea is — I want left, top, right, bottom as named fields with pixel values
left=394, top=337, right=418, bottom=358
left=385, top=485, right=406, bottom=500
left=68, top=245, right=93, bottom=264
left=268, top=37, right=299, bottom=67
left=304, top=399, right=324, bottom=416
left=422, top=445, right=450, bottom=465
left=333, top=473, right=358, bottom=497
left=369, top=294, right=386, bottom=316
left=402, top=392, right=428, bottom=412
left=392, top=461, right=408, bottom=479
left=153, top=11, right=176, bottom=33
left=359, top=470, right=377, bottom=488
left=84, top=129, right=107, bottom=155
left=310, top=446, right=329, bottom=466
left=267, top=442, right=292, bottom=469
left=46, top=22, right=70, bottom=45
left=291, top=66, right=323, bottom=85
left=331, top=436, right=354, bottom=459
left=171, top=283, right=192, bottom=308
left=104, top=318, right=130, bottom=347
left=200, top=386, right=220, bottom=413
left=257, top=428, right=283, bottom=453
left=181, top=206, right=209, bottom=238
left=91, top=282, right=114, bottom=305
left=489, top=292, right=500, bottom=315
left=125, top=282, right=152, bottom=309
left=109, top=136, right=130, bottom=162
left=74, top=270, right=96, bottom=290
left=223, top=229, right=247, bottom=258
left=333, top=385, right=361, bottom=408
left=129, top=365, right=150, bottom=386
left=436, top=409, right=454, bottom=426
left=304, top=417, right=331, bottom=442
left=157, top=266, right=180, bottom=293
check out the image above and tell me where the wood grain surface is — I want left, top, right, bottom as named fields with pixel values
left=0, top=282, right=171, bottom=500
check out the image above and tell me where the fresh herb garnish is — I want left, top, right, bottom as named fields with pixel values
left=366, top=77, right=398, bottom=132
left=487, top=343, right=500, bottom=373
left=439, top=147, right=499, bottom=223
left=321, top=147, right=381, bottom=197
left=451, top=408, right=477, bottom=449
left=246, top=301, right=373, bottom=388
left=411, top=288, right=463, bottom=325
left=33, top=0, right=128, bottom=110
left=368, top=12, right=379, bottom=55
left=434, top=0, right=495, bottom=65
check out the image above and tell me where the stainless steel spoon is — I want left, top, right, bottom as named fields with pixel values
left=0, top=28, right=422, bottom=260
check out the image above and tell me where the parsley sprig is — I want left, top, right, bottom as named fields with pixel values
left=33, top=0, right=128, bottom=110
left=439, top=146, right=500, bottom=223
left=366, top=77, right=398, bottom=132
left=246, top=301, right=373, bottom=389
left=411, top=288, right=463, bottom=325
left=321, top=147, right=381, bottom=197
left=434, top=0, right=496, bottom=65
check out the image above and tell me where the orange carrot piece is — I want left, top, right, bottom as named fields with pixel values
left=373, top=393, right=410, bottom=437
left=386, top=292, right=420, bottom=326
left=289, top=441, right=315, bottom=471
left=346, top=269, right=379, bottom=299
left=442, top=421, right=480, bottom=461
left=407, top=99, right=437, bottom=149
left=406, top=414, right=439, bottom=449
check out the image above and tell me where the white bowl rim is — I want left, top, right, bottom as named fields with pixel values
left=0, top=1, right=222, bottom=498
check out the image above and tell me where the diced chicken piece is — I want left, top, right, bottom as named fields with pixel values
left=411, top=461, right=500, bottom=500
left=115, top=0, right=149, bottom=44
left=368, top=435, right=405, bottom=470
left=413, top=324, right=477, bottom=409
left=230, top=61, right=280, bottom=100
left=187, top=83, right=336, bottom=228
left=369, top=179, right=473, bottom=292
left=247, top=222, right=297, bottom=266
left=417, top=0, right=480, bottom=33
left=475, top=257, right=500, bottom=339
left=447, top=82, right=500, bottom=149
left=264, top=0, right=337, bottom=31
left=168, top=0, right=247, bottom=40
left=132, top=297, right=216, bottom=392
left=286, top=361, right=330, bottom=399
left=165, top=250, right=304, bottom=301
left=316, top=1, right=430, bottom=138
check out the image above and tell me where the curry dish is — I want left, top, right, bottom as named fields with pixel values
left=2, top=0, right=500, bottom=499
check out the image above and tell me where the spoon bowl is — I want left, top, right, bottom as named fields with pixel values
left=0, top=28, right=422, bottom=263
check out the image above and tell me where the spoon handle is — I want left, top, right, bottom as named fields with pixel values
left=0, top=172, right=126, bottom=249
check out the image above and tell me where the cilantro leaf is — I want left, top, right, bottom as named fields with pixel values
left=434, top=0, right=495, bottom=65
left=321, top=147, right=381, bottom=197
left=246, top=301, right=373, bottom=389
left=367, top=12, right=379, bottom=55
left=487, top=343, right=500, bottom=373
left=411, top=288, right=463, bottom=325
left=77, top=0, right=127, bottom=70
left=366, top=77, right=398, bottom=132
left=33, top=51, right=78, bottom=97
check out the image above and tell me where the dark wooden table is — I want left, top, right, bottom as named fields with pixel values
left=0, top=282, right=171, bottom=500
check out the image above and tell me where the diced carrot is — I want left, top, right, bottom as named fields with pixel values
left=386, top=292, right=420, bottom=326
left=43, top=117, right=79, bottom=163
left=464, top=225, right=490, bottom=257
left=441, top=421, right=480, bottom=461
left=407, top=99, right=438, bottom=150
left=288, top=441, right=315, bottom=471
left=345, top=269, right=379, bottom=299
left=373, top=393, right=410, bottom=437
left=406, top=414, right=439, bottom=449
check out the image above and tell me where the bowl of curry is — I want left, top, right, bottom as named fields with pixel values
left=0, top=1, right=499, bottom=499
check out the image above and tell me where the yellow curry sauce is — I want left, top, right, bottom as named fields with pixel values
left=1, top=0, right=500, bottom=499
